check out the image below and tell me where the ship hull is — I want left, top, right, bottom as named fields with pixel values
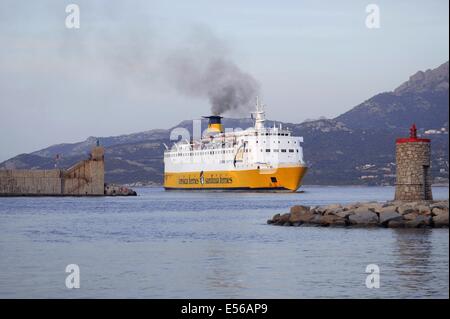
left=164, top=165, right=307, bottom=192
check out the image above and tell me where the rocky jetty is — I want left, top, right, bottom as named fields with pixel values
left=104, top=184, right=137, bottom=196
left=267, top=200, right=449, bottom=228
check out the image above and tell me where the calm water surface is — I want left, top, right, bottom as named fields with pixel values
left=0, top=186, right=448, bottom=298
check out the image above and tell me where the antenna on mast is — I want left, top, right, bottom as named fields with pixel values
left=252, top=96, right=266, bottom=130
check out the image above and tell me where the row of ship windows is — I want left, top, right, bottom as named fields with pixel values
left=258, top=133, right=290, bottom=136
left=263, top=149, right=298, bottom=153
left=256, top=140, right=296, bottom=144
left=166, top=148, right=299, bottom=157
left=166, top=150, right=234, bottom=157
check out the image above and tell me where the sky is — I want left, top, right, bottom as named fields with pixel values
left=0, top=0, right=448, bottom=161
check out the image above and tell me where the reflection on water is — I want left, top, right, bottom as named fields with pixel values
left=205, top=246, right=247, bottom=293
left=392, top=229, right=447, bottom=297
left=394, top=229, right=433, bottom=287
left=0, top=186, right=448, bottom=298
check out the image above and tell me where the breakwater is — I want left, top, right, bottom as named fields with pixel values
left=0, top=146, right=105, bottom=196
left=0, top=146, right=136, bottom=197
left=267, top=200, right=449, bottom=228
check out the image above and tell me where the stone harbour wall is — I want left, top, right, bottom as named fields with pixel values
left=267, top=200, right=449, bottom=228
left=0, top=169, right=63, bottom=195
left=0, top=147, right=105, bottom=196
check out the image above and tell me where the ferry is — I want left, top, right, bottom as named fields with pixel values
left=163, top=99, right=307, bottom=191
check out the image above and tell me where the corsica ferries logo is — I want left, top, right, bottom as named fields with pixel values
left=178, top=171, right=233, bottom=185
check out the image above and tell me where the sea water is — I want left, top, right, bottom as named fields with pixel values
left=0, top=186, right=448, bottom=298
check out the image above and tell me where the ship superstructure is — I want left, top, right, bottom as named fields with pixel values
left=164, top=99, right=307, bottom=191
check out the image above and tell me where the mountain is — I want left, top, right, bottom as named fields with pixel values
left=336, top=61, right=449, bottom=130
left=395, top=61, right=449, bottom=95
left=1, top=62, right=449, bottom=185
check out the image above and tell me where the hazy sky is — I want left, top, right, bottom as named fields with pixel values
left=0, top=0, right=448, bottom=161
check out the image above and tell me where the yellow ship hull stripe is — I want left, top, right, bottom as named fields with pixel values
left=164, top=166, right=307, bottom=191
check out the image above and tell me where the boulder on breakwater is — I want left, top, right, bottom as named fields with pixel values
left=267, top=200, right=449, bottom=228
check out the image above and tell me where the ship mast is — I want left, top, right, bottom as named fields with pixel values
left=252, top=96, right=266, bottom=130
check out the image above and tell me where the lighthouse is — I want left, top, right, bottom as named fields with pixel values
left=394, top=124, right=433, bottom=201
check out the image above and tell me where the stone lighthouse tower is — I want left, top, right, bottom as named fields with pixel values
left=395, top=124, right=432, bottom=201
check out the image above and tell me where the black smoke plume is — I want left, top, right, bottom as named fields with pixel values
left=165, top=28, right=260, bottom=116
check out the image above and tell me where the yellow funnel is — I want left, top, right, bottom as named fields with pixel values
left=204, top=116, right=223, bottom=133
